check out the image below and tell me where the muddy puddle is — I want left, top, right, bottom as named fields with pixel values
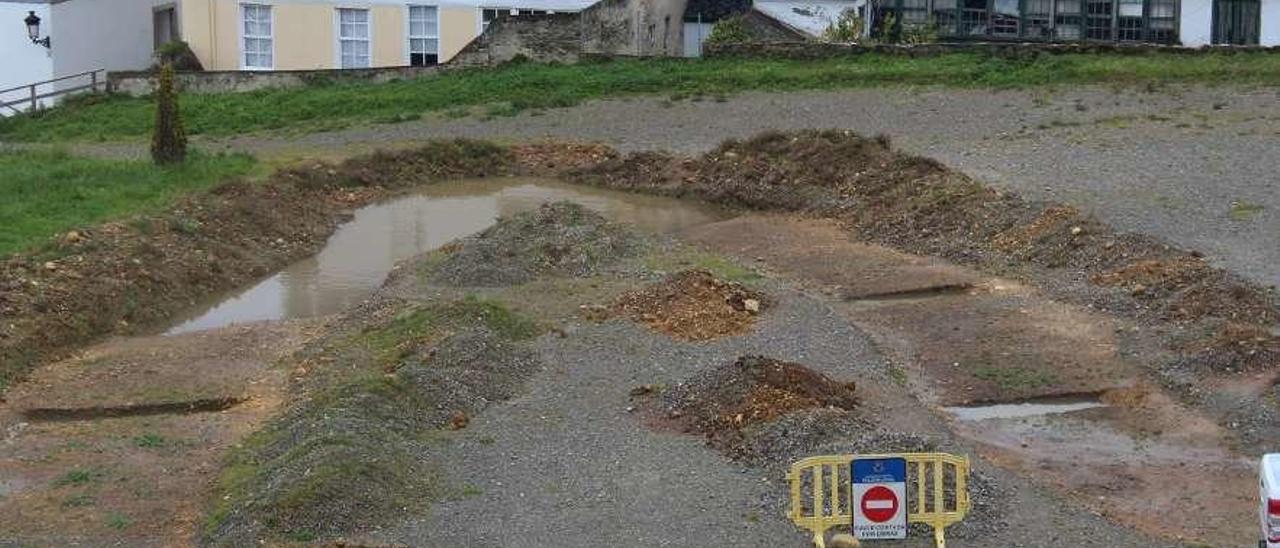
left=945, top=397, right=1106, bottom=421
left=166, top=178, right=727, bottom=334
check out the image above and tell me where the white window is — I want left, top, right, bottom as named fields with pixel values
left=337, top=8, right=371, bottom=69
left=480, top=7, right=549, bottom=31
left=408, top=5, right=440, bottom=66
left=481, top=8, right=506, bottom=31
left=242, top=4, right=273, bottom=70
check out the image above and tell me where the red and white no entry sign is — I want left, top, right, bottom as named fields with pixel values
left=851, top=457, right=908, bottom=540
left=860, top=485, right=899, bottom=523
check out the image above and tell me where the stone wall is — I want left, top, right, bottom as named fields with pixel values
left=108, top=65, right=448, bottom=96
left=740, top=10, right=806, bottom=42
left=455, top=0, right=691, bottom=64
left=452, top=13, right=585, bottom=66
left=705, top=40, right=1280, bottom=59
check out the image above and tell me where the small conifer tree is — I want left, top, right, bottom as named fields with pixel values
left=150, top=63, right=187, bottom=165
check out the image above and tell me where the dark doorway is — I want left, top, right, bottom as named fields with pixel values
left=1213, top=0, right=1261, bottom=44
left=153, top=6, right=178, bottom=50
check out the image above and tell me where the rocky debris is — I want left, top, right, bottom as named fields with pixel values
left=613, top=269, right=766, bottom=341
left=657, top=356, right=859, bottom=459
left=429, top=202, right=642, bottom=287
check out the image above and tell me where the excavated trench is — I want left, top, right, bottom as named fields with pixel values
left=3, top=133, right=1277, bottom=546
left=166, top=178, right=727, bottom=334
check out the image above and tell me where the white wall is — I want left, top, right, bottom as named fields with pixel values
left=50, top=0, right=168, bottom=89
left=1262, top=0, right=1280, bottom=45
left=1180, top=0, right=1213, bottom=45
left=0, top=2, right=53, bottom=115
left=682, top=21, right=711, bottom=57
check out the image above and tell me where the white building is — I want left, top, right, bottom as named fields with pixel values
left=1, top=0, right=52, bottom=113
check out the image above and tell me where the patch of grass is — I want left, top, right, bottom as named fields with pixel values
left=887, top=364, right=909, bottom=386
left=104, top=513, right=131, bottom=530
left=972, top=366, right=1058, bottom=391
left=350, top=296, right=541, bottom=367
left=53, top=468, right=101, bottom=486
left=1229, top=200, right=1265, bottom=221
left=0, top=149, right=256, bottom=257
left=61, top=493, right=95, bottom=508
left=8, top=53, right=1280, bottom=142
left=132, top=433, right=165, bottom=448
left=646, top=250, right=762, bottom=283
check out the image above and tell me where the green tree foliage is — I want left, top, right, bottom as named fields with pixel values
left=150, top=63, right=187, bottom=165
left=705, top=15, right=751, bottom=45
left=824, top=8, right=866, bottom=42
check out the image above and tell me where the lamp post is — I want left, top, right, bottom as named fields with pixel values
left=25, top=11, right=50, bottom=48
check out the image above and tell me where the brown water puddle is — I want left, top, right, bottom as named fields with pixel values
left=166, top=178, right=727, bottom=335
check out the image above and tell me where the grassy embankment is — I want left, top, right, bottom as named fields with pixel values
left=0, top=149, right=257, bottom=257
left=3, top=52, right=1280, bottom=142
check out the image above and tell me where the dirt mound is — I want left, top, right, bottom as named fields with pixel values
left=657, top=356, right=859, bottom=459
left=429, top=201, right=642, bottom=286
left=278, top=139, right=514, bottom=190
left=206, top=299, right=541, bottom=546
left=1179, top=321, right=1280, bottom=372
left=511, top=142, right=618, bottom=175
left=613, top=269, right=765, bottom=340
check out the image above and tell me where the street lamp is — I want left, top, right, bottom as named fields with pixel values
left=24, top=11, right=50, bottom=48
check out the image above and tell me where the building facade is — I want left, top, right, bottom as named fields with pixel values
left=1, top=1, right=53, bottom=112
left=875, top=0, right=1280, bottom=45
left=170, top=0, right=591, bottom=71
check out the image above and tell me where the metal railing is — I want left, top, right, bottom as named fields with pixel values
left=788, top=452, right=971, bottom=548
left=0, top=69, right=105, bottom=115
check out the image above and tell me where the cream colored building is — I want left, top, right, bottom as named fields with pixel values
left=167, top=0, right=592, bottom=71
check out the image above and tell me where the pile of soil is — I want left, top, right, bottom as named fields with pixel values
left=207, top=299, right=541, bottom=546
left=566, top=129, right=1279, bottom=370
left=510, top=142, right=618, bottom=175
left=613, top=269, right=765, bottom=341
left=1178, top=320, right=1280, bottom=372
left=656, top=356, right=860, bottom=460
left=429, top=201, right=642, bottom=286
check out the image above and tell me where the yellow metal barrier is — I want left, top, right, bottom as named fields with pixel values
left=787, top=453, right=970, bottom=548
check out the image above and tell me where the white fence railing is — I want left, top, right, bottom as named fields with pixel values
left=0, top=69, right=105, bottom=116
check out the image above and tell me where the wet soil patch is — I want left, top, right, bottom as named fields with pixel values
left=613, top=269, right=766, bottom=341
left=428, top=202, right=642, bottom=287
left=855, top=290, right=1139, bottom=405
left=0, top=323, right=308, bottom=547
left=22, top=397, right=245, bottom=422
left=678, top=215, right=982, bottom=301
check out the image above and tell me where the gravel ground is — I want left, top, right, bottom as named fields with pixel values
left=367, top=281, right=1171, bottom=548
